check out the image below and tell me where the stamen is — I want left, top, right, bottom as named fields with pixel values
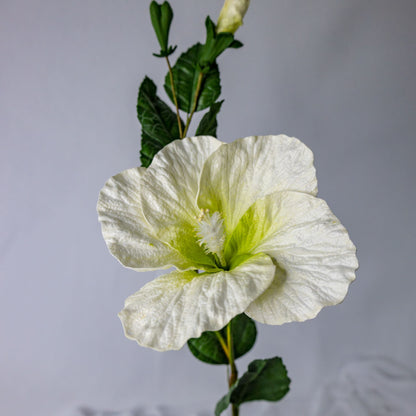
left=195, top=209, right=227, bottom=268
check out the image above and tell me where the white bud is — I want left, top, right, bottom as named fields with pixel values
left=216, top=0, right=250, bottom=34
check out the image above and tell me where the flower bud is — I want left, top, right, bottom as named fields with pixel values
left=216, top=0, right=250, bottom=34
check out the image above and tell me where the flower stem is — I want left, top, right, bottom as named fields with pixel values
left=165, top=56, right=183, bottom=138
left=215, top=331, right=230, bottom=361
left=182, top=71, right=204, bottom=138
left=227, top=322, right=239, bottom=416
left=216, top=323, right=240, bottom=416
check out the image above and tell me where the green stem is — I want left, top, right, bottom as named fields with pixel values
left=227, top=322, right=239, bottom=416
left=232, top=402, right=239, bottom=416
left=182, top=71, right=204, bottom=138
left=165, top=56, right=183, bottom=138
left=215, top=331, right=230, bottom=361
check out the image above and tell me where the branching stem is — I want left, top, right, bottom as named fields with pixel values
left=182, top=71, right=204, bottom=137
left=165, top=56, right=183, bottom=138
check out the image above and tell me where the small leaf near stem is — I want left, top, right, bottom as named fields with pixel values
left=165, top=56, right=183, bottom=138
left=188, top=314, right=257, bottom=365
left=215, top=357, right=291, bottom=415
left=182, top=71, right=204, bottom=137
left=196, top=100, right=223, bottom=137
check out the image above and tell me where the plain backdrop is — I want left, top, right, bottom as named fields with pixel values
left=1, top=1, right=416, bottom=415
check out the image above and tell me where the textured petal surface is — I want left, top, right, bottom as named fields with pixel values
left=97, top=167, right=192, bottom=271
left=197, top=135, right=318, bottom=237
left=119, top=253, right=275, bottom=351
left=227, top=190, right=358, bottom=324
left=140, top=136, right=223, bottom=269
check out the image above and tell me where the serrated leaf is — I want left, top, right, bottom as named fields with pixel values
left=187, top=313, right=256, bottom=365
left=164, top=43, right=221, bottom=113
left=195, top=101, right=223, bottom=136
left=137, top=76, right=183, bottom=167
left=139, top=131, right=159, bottom=168
left=215, top=357, right=290, bottom=416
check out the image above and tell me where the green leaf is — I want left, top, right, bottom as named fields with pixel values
left=195, top=101, right=223, bottom=136
left=214, top=394, right=230, bottom=416
left=215, top=357, right=291, bottom=416
left=139, top=131, right=159, bottom=168
left=164, top=43, right=221, bottom=113
left=199, top=17, right=237, bottom=68
left=187, top=313, right=256, bottom=365
left=149, top=1, right=176, bottom=57
left=137, top=76, right=183, bottom=167
left=229, top=39, right=243, bottom=49
left=232, top=357, right=291, bottom=403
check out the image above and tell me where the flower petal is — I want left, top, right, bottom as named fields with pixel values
left=118, top=253, right=275, bottom=351
left=198, top=135, right=318, bottom=237
left=227, top=190, right=358, bottom=324
left=97, top=167, right=192, bottom=271
left=140, top=136, right=223, bottom=269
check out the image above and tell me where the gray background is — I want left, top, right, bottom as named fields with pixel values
left=1, top=0, right=416, bottom=415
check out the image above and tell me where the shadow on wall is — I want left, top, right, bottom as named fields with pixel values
left=69, top=356, right=416, bottom=416
left=75, top=405, right=211, bottom=416
left=311, top=356, right=416, bottom=416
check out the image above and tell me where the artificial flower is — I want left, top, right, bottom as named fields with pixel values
left=97, top=135, right=358, bottom=351
left=216, top=0, right=250, bottom=34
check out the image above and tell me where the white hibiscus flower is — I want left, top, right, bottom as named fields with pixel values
left=97, top=135, right=358, bottom=351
